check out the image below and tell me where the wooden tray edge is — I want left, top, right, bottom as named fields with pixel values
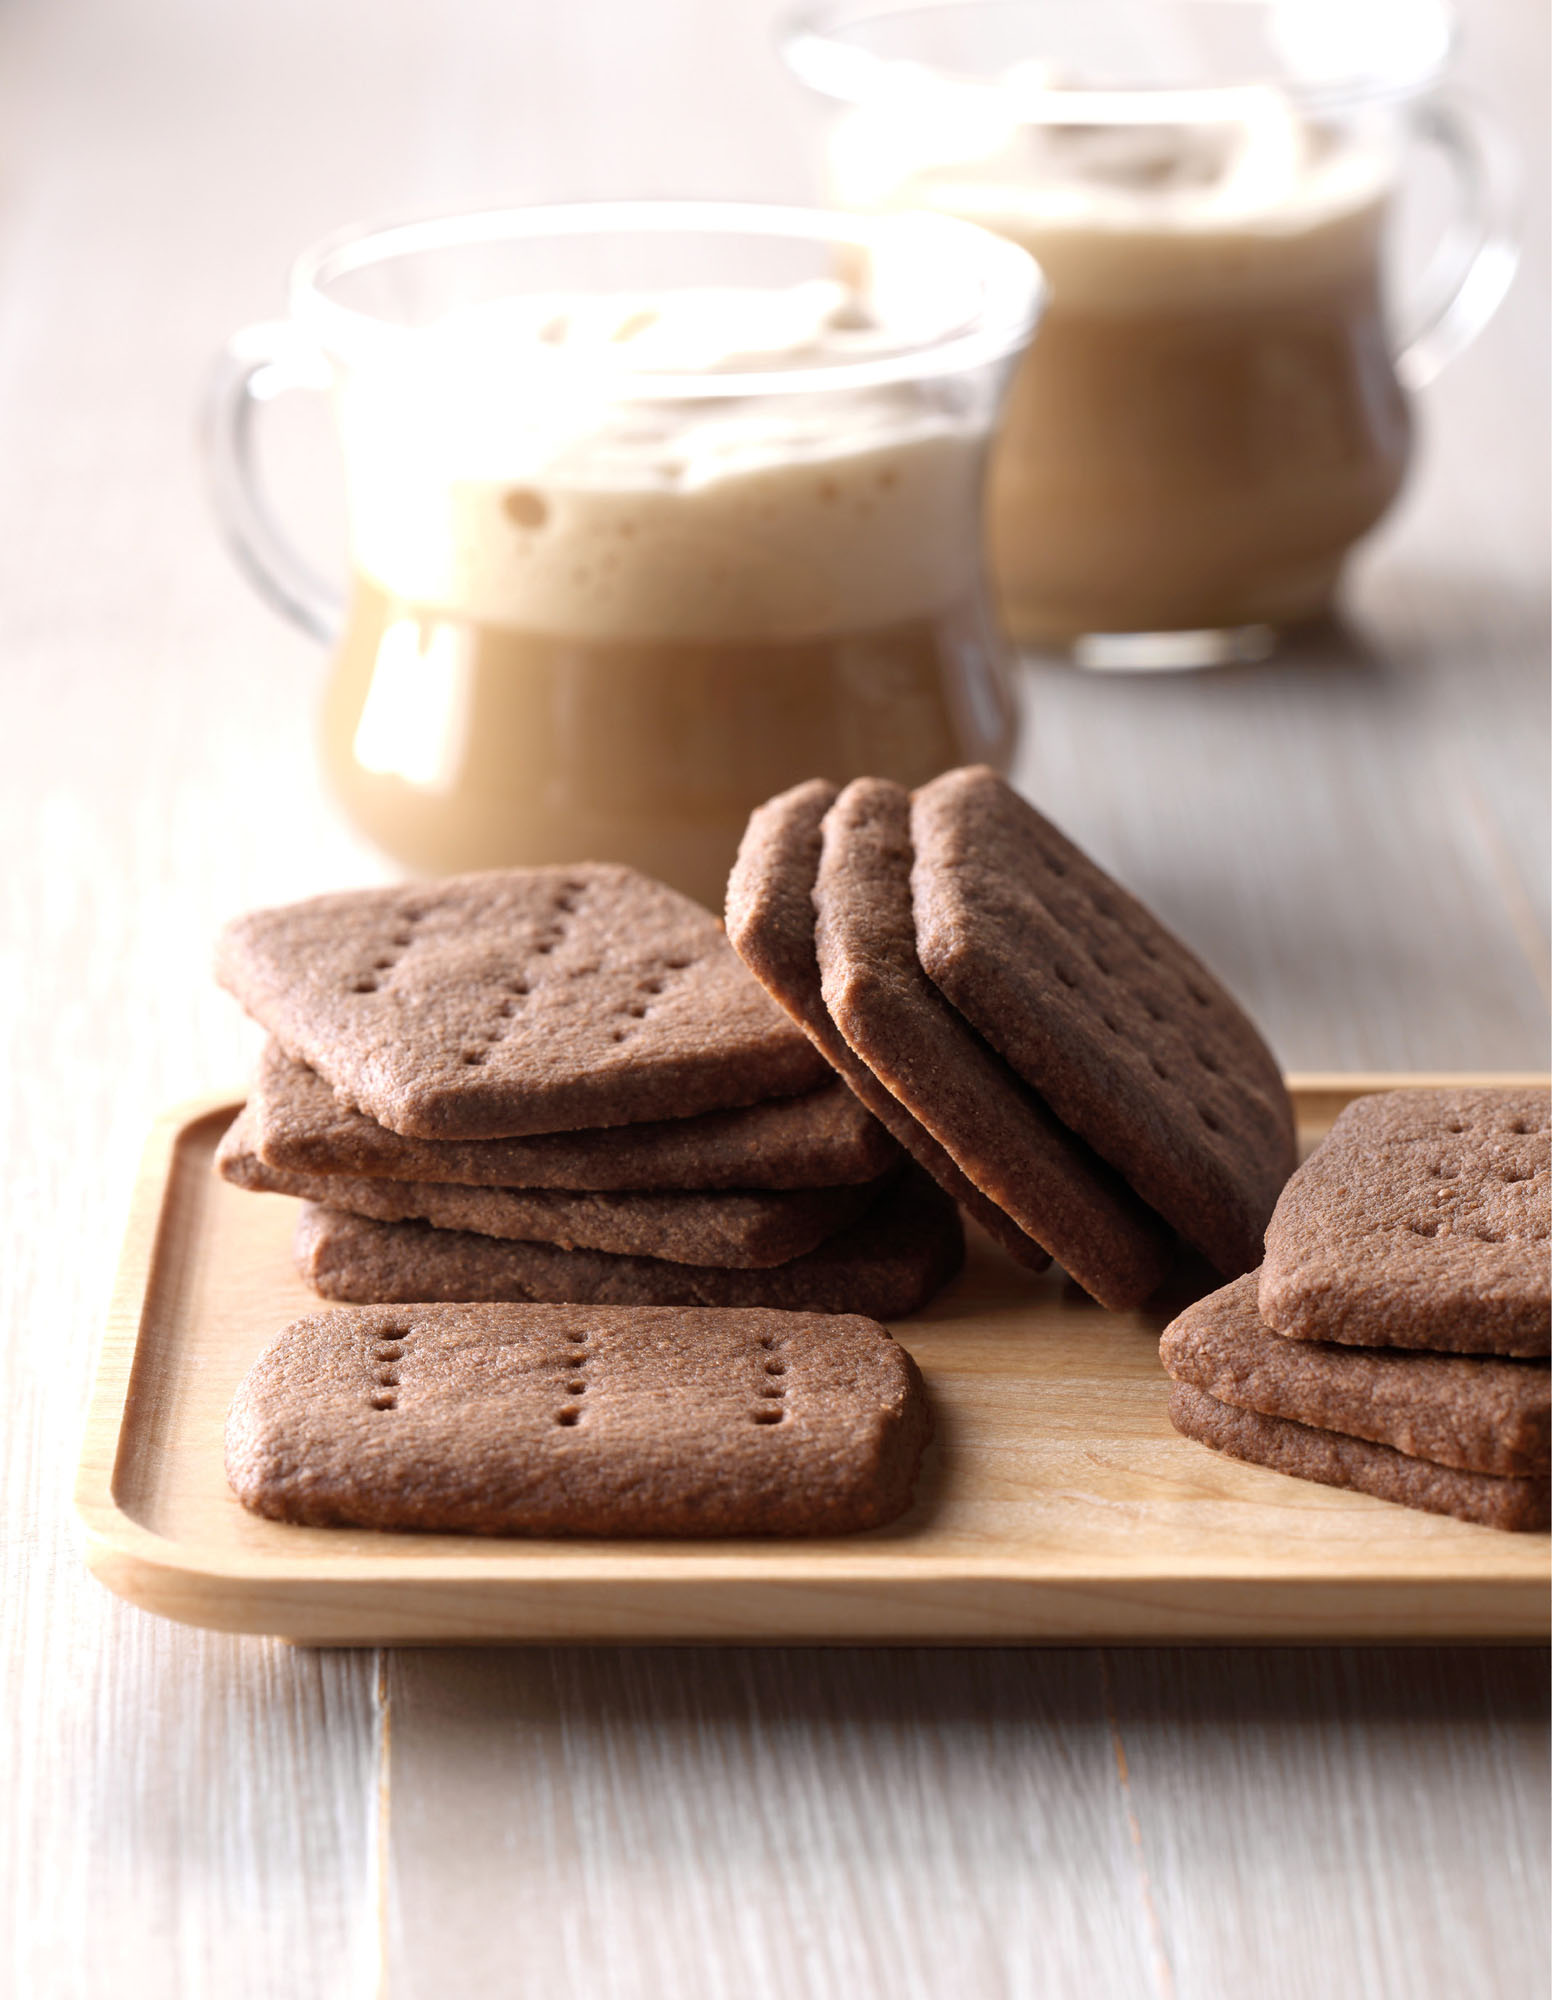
left=77, top=1094, right=236, bottom=1551
left=75, top=1540, right=1552, bottom=1647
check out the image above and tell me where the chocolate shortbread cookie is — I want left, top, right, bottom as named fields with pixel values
left=726, top=778, right=1052, bottom=1275
left=910, top=765, right=1297, bottom=1277
left=216, top=866, right=826, bottom=1140
left=1169, top=1381, right=1550, bottom=1533
left=217, top=1104, right=886, bottom=1269
left=226, top=1303, right=933, bottom=1536
left=1162, top=1274, right=1550, bottom=1477
left=250, top=1040, right=898, bottom=1190
left=813, top=777, right=1171, bottom=1309
left=293, top=1163, right=964, bottom=1319
left=1260, top=1088, right=1551, bottom=1355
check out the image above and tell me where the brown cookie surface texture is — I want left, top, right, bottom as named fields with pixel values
left=226, top=1302, right=933, bottom=1537
left=725, top=778, right=1052, bottom=1275
left=1259, top=1088, right=1551, bottom=1356
left=1161, top=1273, right=1550, bottom=1477
left=216, top=866, right=825, bottom=1140
left=1168, top=1382, right=1550, bottom=1533
left=217, top=1104, right=887, bottom=1269
left=910, top=765, right=1296, bottom=1278
left=250, top=1040, right=898, bottom=1190
left=293, top=1163, right=964, bottom=1319
left=812, top=777, right=1171, bottom=1309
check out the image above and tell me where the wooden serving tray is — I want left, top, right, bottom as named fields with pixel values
left=77, top=1076, right=1549, bottom=1645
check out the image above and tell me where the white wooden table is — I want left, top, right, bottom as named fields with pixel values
left=2, top=2, right=1546, bottom=1994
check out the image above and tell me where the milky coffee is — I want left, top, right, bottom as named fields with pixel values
left=831, top=99, right=1412, bottom=640
left=321, top=283, right=1014, bottom=902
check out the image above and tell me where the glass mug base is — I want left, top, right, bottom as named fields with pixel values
left=1065, top=626, right=1279, bottom=674
left=1003, top=552, right=1351, bottom=671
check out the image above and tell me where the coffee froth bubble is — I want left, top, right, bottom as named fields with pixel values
left=335, top=280, right=990, bottom=643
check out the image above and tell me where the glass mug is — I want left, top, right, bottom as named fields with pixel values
left=783, top=0, right=1518, bottom=668
left=204, top=202, right=1043, bottom=904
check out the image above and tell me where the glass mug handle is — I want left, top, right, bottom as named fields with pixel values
left=201, top=323, right=344, bottom=643
left=1394, top=95, right=1519, bottom=392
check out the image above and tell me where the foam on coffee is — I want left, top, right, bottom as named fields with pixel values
left=831, top=82, right=1394, bottom=306
left=335, top=280, right=987, bottom=641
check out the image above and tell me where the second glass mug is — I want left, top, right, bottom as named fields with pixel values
left=204, top=201, right=1043, bottom=904
left=784, top=0, right=1518, bottom=668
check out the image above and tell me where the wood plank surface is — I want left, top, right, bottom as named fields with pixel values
left=0, top=0, right=1546, bottom=1993
left=1109, top=1647, right=1551, bottom=2000
left=383, top=1646, right=1549, bottom=2000
left=384, top=1648, right=1161, bottom=2000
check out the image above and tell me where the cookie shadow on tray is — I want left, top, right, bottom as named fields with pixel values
left=848, top=1396, right=959, bottom=1543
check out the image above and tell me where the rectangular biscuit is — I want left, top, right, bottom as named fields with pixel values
left=217, top=1104, right=888, bottom=1269
left=910, top=765, right=1297, bottom=1278
left=225, top=1303, right=933, bottom=1536
left=215, top=865, right=826, bottom=1139
left=292, top=1163, right=964, bottom=1321
left=250, top=1041, right=898, bottom=1190
left=1259, top=1087, right=1550, bottom=1355
left=1168, top=1381, right=1550, bottom=1533
left=1161, top=1273, right=1550, bottom=1478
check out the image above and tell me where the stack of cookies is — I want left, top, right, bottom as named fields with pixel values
left=214, top=865, right=965, bottom=1320
left=727, top=765, right=1298, bottom=1309
left=1162, top=1087, right=1551, bottom=1530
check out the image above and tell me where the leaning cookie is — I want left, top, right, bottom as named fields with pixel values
left=292, top=1163, right=964, bottom=1320
left=1162, top=1274, right=1550, bottom=1478
left=1169, top=1382, right=1550, bottom=1533
left=1259, top=1087, right=1551, bottom=1355
left=910, top=765, right=1297, bottom=1278
left=226, top=1303, right=933, bottom=1536
left=813, top=777, right=1171, bottom=1309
